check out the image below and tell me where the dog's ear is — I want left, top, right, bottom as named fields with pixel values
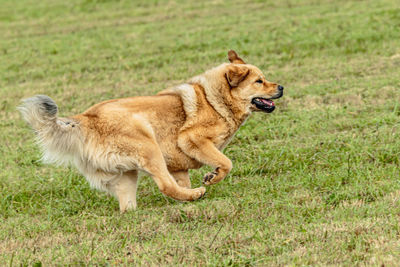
left=228, top=50, right=246, bottom=64
left=225, top=65, right=249, bottom=87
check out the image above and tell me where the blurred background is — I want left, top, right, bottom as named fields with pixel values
left=0, top=0, right=399, bottom=265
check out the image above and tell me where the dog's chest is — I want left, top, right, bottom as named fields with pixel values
left=215, top=114, right=249, bottom=150
left=214, top=126, right=237, bottom=151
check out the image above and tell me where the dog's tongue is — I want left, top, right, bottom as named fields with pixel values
left=261, top=99, right=274, bottom=106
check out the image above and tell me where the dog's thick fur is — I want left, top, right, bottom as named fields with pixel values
left=19, top=51, right=283, bottom=212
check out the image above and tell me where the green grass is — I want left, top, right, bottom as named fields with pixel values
left=1, top=0, right=400, bottom=265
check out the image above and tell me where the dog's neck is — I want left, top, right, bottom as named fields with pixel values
left=189, top=68, right=251, bottom=130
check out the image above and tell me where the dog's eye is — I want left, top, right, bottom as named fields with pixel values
left=255, top=79, right=263, bottom=84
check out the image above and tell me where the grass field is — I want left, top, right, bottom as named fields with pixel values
left=1, top=0, right=400, bottom=265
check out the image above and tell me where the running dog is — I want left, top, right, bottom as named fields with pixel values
left=19, top=50, right=284, bottom=212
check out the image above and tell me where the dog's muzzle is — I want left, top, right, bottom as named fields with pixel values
left=251, top=86, right=283, bottom=113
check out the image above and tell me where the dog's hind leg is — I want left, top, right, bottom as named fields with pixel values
left=138, top=146, right=204, bottom=201
left=104, top=116, right=204, bottom=202
left=171, top=171, right=191, bottom=188
left=107, top=170, right=139, bottom=213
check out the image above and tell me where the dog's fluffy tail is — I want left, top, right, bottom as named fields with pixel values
left=18, top=95, right=82, bottom=166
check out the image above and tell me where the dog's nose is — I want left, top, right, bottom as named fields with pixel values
left=278, top=85, right=284, bottom=91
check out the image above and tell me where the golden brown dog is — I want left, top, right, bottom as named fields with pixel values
left=19, top=50, right=283, bottom=212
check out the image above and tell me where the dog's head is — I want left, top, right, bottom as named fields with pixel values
left=225, top=50, right=283, bottom=113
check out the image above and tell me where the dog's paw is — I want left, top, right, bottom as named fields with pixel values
left=192, top=187, right=206, bottom=200
left=203, top=171, right=218, bottom=185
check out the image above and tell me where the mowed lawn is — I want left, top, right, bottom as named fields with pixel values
left=1, top=0, right=400, bottom=265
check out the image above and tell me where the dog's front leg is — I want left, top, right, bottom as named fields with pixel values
left=178, top=135, right=232, bottom=185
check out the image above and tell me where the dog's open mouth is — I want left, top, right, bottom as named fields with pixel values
left=251, top=98, right=275, bottom=113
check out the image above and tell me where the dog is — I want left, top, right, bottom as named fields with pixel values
left=19, top=50, right=284, bottom=212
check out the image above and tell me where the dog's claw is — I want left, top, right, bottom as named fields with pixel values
left=203, top=171, right=218, bottom=185
left=193, top=186, right=206, bottom=200
left=199, top=190, right=207, bottom=199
